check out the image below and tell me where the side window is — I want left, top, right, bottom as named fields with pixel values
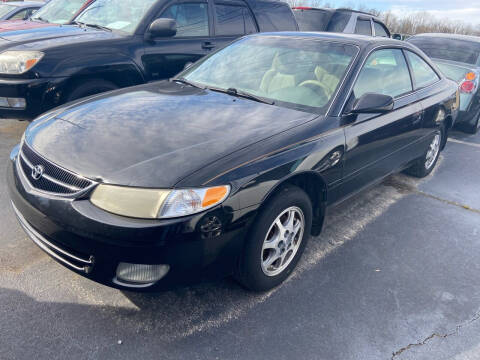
left=353, top=49, right=413, bottom=99
left=10, top=9, right=28, bottom=20
left=355, top=19, right=372, bottom=36
left=161, top=3, right=209, bottom=37
left=214, top=3, right=256, bottom=36
left=373, top=22, right=389, bottom=37
left=406, top=51, right=440, bottom=89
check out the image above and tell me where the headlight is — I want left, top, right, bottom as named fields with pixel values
left=90, top=184, right=230, bottom=219
left=0, top=51, right=44, bottom=74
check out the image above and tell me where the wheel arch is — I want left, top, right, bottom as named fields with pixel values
left=259, top=171, right=328, bottom=236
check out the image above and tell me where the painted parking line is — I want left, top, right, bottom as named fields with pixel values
left=448, top=138, right=480, bottom=148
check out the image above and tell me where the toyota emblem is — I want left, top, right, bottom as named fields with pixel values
left=31, top=165, right=45, bottom=181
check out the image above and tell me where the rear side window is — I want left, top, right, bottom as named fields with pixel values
left=161, top=3, right=209, bottom=37
left=254, top=3, right=297, bottom=32
left=293, top=9, right=331, bottom=31
left=406, top=51, right=440, bottom=89
left=214, top=3, right=256, bottom=36
left=325, top=12, right=350, bottom=32
left=355, top=19, right=371, bottom=36
left=373, top=21, right=389, bottom=37
left=354, top=49, right=412, bottom=98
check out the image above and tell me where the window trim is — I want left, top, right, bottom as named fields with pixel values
left=339, top=45, right=432, bottom=116
left=404, top=49, right=442, bottom=91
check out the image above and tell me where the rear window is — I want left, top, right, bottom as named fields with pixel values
left=293, top=9, right=332, bottom=31
left=409, top=38, right=480, bottom=65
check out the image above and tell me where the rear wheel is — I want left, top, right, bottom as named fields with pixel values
left=236, top=185, right=312, bottom=291
left=405, top=128, right=443, bottom=178
left=66, top=79, right=118, bottom=102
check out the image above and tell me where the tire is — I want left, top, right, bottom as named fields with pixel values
left=404, top=127, right=443, bottom=178
left=235, top=185, right=312, bottom=292
left=66, top=79, right=118, bottom=102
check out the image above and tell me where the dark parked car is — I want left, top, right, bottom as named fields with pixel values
left=0, top=0, right=297, bottom=120
left=408, top=33, right=480, bottom=133
left=0, top=1, right=42, bottom=21
left=9, top=33, right=458, bottom=292
left=293, top=7, right=390, bottom=37
left=0, top=0, right=95, bottom=33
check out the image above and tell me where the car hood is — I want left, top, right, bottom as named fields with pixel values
left=25, top=81, right=318, bottom=188
left=0, top=25, right=112, bottom=50
left=0, top=20, right=55, bottom=33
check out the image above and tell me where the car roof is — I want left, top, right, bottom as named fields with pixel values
left=5, top=1, right=44, bottom=7
left=411, top=33, right=480, bottom=44
left=256, top=31, right=404, bottom=47
left=293, top=7, right=378, bottom=18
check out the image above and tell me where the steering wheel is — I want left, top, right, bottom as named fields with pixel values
left=298, top=80, right=330, bottom=102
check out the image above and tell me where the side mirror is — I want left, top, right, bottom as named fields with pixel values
left=148, top=18, right=177, bottom=39
left=351, top=93, right=394, bottom=114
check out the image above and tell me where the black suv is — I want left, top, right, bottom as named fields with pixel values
left=293, top=7, right=390, bottom=37
left=0, top=0, right=297, bottom=120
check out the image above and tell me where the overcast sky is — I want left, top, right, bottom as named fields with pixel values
left=341, top=0, right=480, bottom=25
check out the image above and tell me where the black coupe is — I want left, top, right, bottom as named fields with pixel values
left=9, top=33, right=458, bottom=291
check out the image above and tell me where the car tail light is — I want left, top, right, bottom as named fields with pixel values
left=460, top=80, right=475, bottom=93
left=460, top=71, right=477, bottom=93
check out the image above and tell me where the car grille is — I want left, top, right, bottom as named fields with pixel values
left=18, top=143, right=94, bottom=196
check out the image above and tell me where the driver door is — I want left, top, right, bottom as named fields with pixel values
left=340, top=48, right=423, bottom=195
left=142, top=0, right=214, bottom=81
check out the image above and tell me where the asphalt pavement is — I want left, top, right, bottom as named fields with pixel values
left=0, top=119, right=479, bottom=360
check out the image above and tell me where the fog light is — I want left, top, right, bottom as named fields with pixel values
left=0, top=97, right=26, bottom=109
left=7, top=97, right=26, bottom=108
left=116, top=263, right=170, bottom=284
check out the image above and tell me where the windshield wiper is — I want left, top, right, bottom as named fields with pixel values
left=208, top=87, right=274, bottom=105
left=171, top=77, right=206, bottom=89
left=32, top=16, right=49, bottom=23
left=73, top=21, right=112, bottom=32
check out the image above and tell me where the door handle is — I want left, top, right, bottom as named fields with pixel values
left=202, top=41, right=216, bottom=50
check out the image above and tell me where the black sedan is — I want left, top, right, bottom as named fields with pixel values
left=8, top=33, right=458, bottom=292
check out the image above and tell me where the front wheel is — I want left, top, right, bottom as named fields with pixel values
left=236, top=185, right=312, bottom=292
left=404, top=128, right=443, bottom=178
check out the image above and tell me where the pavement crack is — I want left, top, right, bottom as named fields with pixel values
left=391, top=310, right=480, bottom=359
left=414, top=190, right=480, bottom=214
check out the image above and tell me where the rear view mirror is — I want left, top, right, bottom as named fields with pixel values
left=148, top=18, right=177, bottom=39
left=351, top=93, right=394, bottom=114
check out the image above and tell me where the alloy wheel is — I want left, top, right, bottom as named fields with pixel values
left=425, top=133, right=441, bottom=170
left=261, top=206, right=305, bottom=277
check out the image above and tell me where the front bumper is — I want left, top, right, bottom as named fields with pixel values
left=0, top=76, right=66, bottom=120
left=7, top=154, right=256, bottom=291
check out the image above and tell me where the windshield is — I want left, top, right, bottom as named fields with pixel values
left=409, top=38, right=480, bottom=65
left=0, top=5, right=16, bottom=18
left=182, top=36, right=358, bottom=113
left=75, top=0, right=157, bottom=34
left=31, top=0, right=86, bottom=24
